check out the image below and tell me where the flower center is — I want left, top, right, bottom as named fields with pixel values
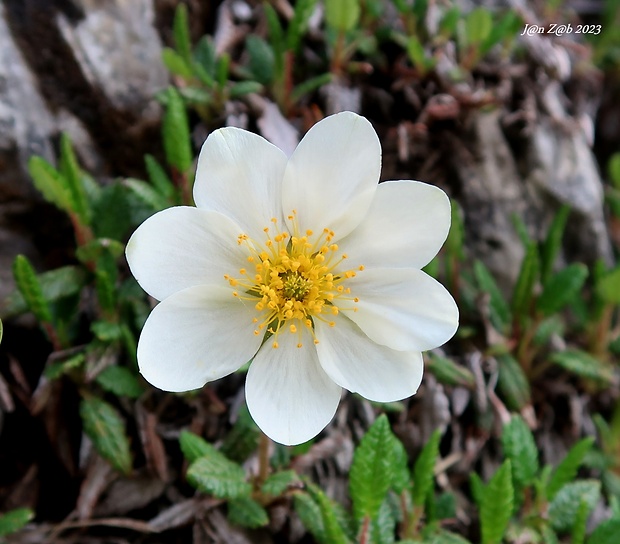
left=224, top=211, right=362, bottom=349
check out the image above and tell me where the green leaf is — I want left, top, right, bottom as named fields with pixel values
left=290, top=73, right=332, bottom=103
left=306, top=483, right=350, bottom=544
left=349, top=414, right=395, bottom=520
left=501, top=416, right=539, bottom=493
left=13, top=255, right=52, bottom=323
left=0, top=507, right=34, bottom=537
left=608, top=152, right=620, bottom=187
left=412, top=429, right=441, bottom=506
left=246, top=35, right=275, bottom=85
left=391, top=434, right=411, bottom=494
left=59, top=133, right=90, bottom=224
left=596, top=265, right=620, bottom=304
left=480, top=460, right=514, bottom=544
left=426, top=355, right=475, bottom=388
left=548, top=480, right=600, bottom=532
left=533, top=315, right=565, bottom=346
left=469, top=472, right=485, bottom=505
left=227, top=496, right=269, bottom=528
left=407, top=36, right=431, bottom=73
left=179, top=430, right=213, bottom=463
left=480, top=10, right=522, bottom=55
left=325, top=0, right=360, bottom=32
left=220, top=404, right=260, bottom=463
left=536, top=264, right=588, bottom=316
left=95, top=366, right=143, bottom=399
left=80, top=397, right=132, bottom=474
left=264, top=5, right=285, bottom=75
left=446, top=200, right=465, bottom=260
left=123, top=178, right=170, bottom=212
left=540, top=206, right=570, bottom=285
left=45, top=353, right=85, bottom=380
left=216, top=53, right=230, bottom=87
left=547, top=437, right=594, bottom=500
left=286, top=0, right=318, bottom=52
left=511, top=243, right=540, bottom=322
left=28, top=156, right=73, bottom=213
left=144, top=154, right=175, bottom=199
left=588, top=518, right=620, bottom=544
left=187, top=450, right=251, bottom=499
left=571, top=498, right=589, bottom=544
left=474, top=260, right=511, bottom=332
left=370, top=497, right=396, bottom=544
left=261, top=470, right=300, bottom=496
left=162, top=87, right=192, bottom=172
left=229, top=80, right=263, bottom=98
left=497, top=354, right=531, bottom=410
left=427, top=530, right=473, bottom=544
left=550, top=350, right=614, bottom=384
left=465, top=7, right=493, bottom=44
left=173, top=3, right=192, bottom=61
left=162, top=48, right=194, bottom=78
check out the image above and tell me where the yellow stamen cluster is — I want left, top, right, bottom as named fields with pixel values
left=224, top=212, right=361, bottom=348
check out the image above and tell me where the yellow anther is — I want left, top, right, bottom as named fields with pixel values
left=271, top=217, right=278, bottom=223
left=232, top=291, right=239, bottom=297
left=239, top=268, right=246, bottom=275
left=290, top=324, right=297, bottom=333
left=254, top=330, right=260, bottom=335
left=297, top=343, right=303, bottom=348
left=273, top=341, right=279, bottom=348
left=358, top=265, right=365, bottom=271
left=354, top=297, right=359, bottom=302
left=329, top=321, right=335, bottom=327
left=331, top=306, right=339, bottom=315
left=314, top=339, right=320, bottom=344
left=306, top=229, right=313, bottom=236
left=330, top=244, right=338, bottom=251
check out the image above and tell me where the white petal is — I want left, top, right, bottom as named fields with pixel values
left=343, top=267, right=459, bottom=352
left=137, top=285, right=262, bottom=392
left=315, top=315, right=424, bottom=403
left=282, top=111, right=381, bottom=240
left=245, top=328, right=341, bottom=445
left=339, top=180, right=451, bottom=270
left=193, top=127, right=289, bottom=241
left=126, top=207, right=249, bottom=301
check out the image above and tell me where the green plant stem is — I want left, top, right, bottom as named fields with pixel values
left=173, top=169, right=193, bottom=206
left=42, top=321, right=63, bottom=352
left=257, top=431, right=271, bottom=486
left=591, top=303, right=614, bottom=359
left=331, top=31, right=346, bottom=76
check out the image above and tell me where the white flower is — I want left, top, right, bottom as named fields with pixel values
left=126, top=111, right=458, bottom=445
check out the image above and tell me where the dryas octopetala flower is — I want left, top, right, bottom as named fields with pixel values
left=126, top=111, right=458, bottom=445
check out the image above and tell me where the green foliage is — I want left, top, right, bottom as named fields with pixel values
left=589, top=518, right=620, bottom=544
left=0, top=508, right=34, bottom=537
left=501, top=416, right=539, bottom=493
left=13, top=255, right=52, bottom=323
left=412, top=430, right=441, bottom=506
left=186, top=446, right=251, bottom=499
left=426, top=355, right=475, bottom=388
left=349, top=414, right=396, bottom=520
left=540, top=206, right=570, bottom=285
left=172, top=3, right=192, bottom=62
left=220, top=404, right=261, bottom=463
left=474, top=260, right=511, bottom=332
left=511, top=243, right=540, bottom=324
left=179, top=430, right=213, bottom=464
left=246, top=35, right=275, bottom=85
left=596, top=265, right=620, bottom=304
left=547, top=437, right=594, bottom=500
left=479, top=460, right=514, bottom=544
left=537, top=264, right=588, bottom=316
left=95, top=365, right=143, bottom=398
left=59, top=133, right=90, bottom=225
left=325, top=0, right=361, bottom=32
left=548, top=480, right=600, bottom=532
left=162, top=87, right=192, bottom=173
left=227, top=496, right=269, bottom=528
left=571, top=499, right=589, bottom=544
left=550, top=350, right=614, bottom=384
left=80, top=396, right=132, bottom=475
left=287, top=0, right=318, bottom=52
left=497, top=354, right=532, bottom=410
left=28, top=156, right=74, bottom=213
left=261, top=470, right=300, bottom=496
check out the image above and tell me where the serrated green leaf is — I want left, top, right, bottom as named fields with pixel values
left=294, top=491, right=326, bottom=542
left=220, top=404, right=260, bottom=463
left=427, top=355, right=475, bottom=388
left=13, top=255, right=52, bottom=323
left=547, top=437, right=594, bottom=500
left=123, top=178, right=170, bottom=212
left=45, top=353, right=85, bottom=380
left=350, top=414, right=395, bottom=520
left=3, top=265, right=87, bottom=319
left=540, top=525, right=560, bottom=544
left=412, top=429, right=441, bottom=506
left=533, top=315, right=565, bottom=346
left=540, top=206, right=570, bottom=285
left=90, top=182, right=133, bottom=240
left=325, top=0, right=360, bottom=32
left=286, top=0, right=318, bottom=52
left=187, top=450, right=251, bottom=499
left=0, top=507, right=34, bottom=537
left=144, top=154, right=175, bottom=198
left=261, top=470, right=300, bottom=496
left=95, top=366, right=143, bottom=398
left=59, top=133, right=90, bottom=224
left=80, top=396, right=132, bottom=474
left=596, top=265, right=620, bottom=304
left=306, top=484, right=350, bottom=544
left=229, top=80, right=263, bottom=98
left=370, top=497, right=396, bottom=544
left=502, top=416, right=539, bottom=494
left=550, top=350, right=614, bottom=384
left=474, top=260, right=511, bottom=332
left=179, top=430, right=213, bottom=463
left=469, top=471, right=485, bottom=505
left=435, top=493, right=457, bottom=521
left=75, top=237, right=125, bottom=265
left=391, top=434, right=410, bottom=494
left=588, top=518, right=620, bottom=544
left=227, top=496, right=269, bottom=528
left=173, top=3, right=192, bottom=61
left=428, top=530, right=473, bottom=544
left=246, top=35, right=275, bottom=85
left=571, top=498, right=589, bottom=544
left=549, top=480, right=600, bottom=532
left=512, top=243, right=540, bottom=322
left=28, top=156, right=73, bottom=213
left=162, top=87, right=192, bottom=173
left=497, top=354, right=531, bottom=410
left=480, top=460, right=513, bottom=544
left=536, top=264, right=588, bottom=316
left=465, top=7, right=492, bottom=44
